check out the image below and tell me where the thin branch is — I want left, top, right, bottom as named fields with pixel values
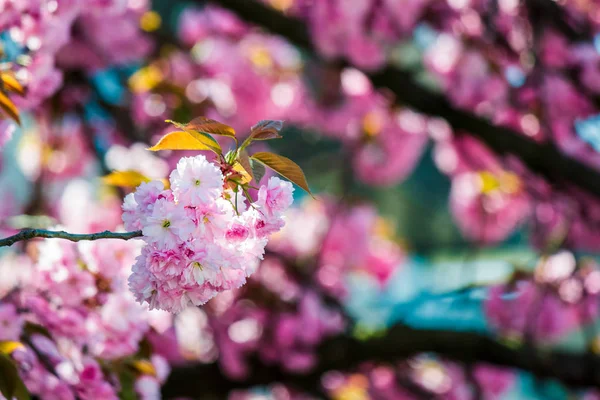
left=0, top=229, right=143, bottom=248
left=204, top=0, right=600, bottom=199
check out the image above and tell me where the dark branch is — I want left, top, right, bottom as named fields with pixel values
left=163, top=323, right=600, bottom=398
left=205, top=0, right=600, bottom=199
left=0, top=229, right=143, bottom=248
left=526, top=0, right=591, bottom=41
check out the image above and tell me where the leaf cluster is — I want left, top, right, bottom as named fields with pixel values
left=104, top=117, right=312, bottom=198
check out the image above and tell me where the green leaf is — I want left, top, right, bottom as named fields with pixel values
left=13, top=379, right=29, bottom=400
left=249, top=120, right=283, bottom=141
left=250, top=158, right=265, bottom=184
left=148, top=130, right=222, bottom=155
left=0, top=353, right=29, bottom=400
left=250, top=152, right=312, bottom=195
left=118, top=368, right=137, bottom=400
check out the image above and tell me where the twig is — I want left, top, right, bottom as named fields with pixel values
left=0, top=229, right=143, bottom=248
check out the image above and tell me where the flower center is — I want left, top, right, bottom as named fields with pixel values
left=162, top=220, right=171, bottom=228
left=193, top=261, right=203, bottom=270
left=195, top=179, right=201, bottom=186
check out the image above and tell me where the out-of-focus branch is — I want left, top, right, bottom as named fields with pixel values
left=0, top=229, right=143, bottom=248
left=204, top=0, right=600, bottom=199
left=162, top=323, right=600, bottom=398
left=526, top=0, right=591, bottom=41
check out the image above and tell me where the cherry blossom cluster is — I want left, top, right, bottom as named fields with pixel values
left=4, top=0, right=600, bottom=253
left=269, top=198, right=405, bottom=298
left=433, top=133, right=600, bottom=248
left=0, top=238, right=170, bottom=400
left=149, top=254, right=345, bottom=380
left=122, top=154, right=294, bottom=313
left=320, top=359, right=516, bottom=399
left=485, top=251, right=600, bottom=341
left=4, top=0, right=600, bottom=398
left=0, top=0, right=151, bottom=113
left=210, top=257, right=344, bottom=378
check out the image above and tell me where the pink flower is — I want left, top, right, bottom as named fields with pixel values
left=144, top=247, right=187, bottom=281
left=257, top=176, right=295, bottom=217
left=169, top=155, right=224, bottom=206
left=353, top=110, right=428, bottom=186
left=134, top=181, right=166, bottom=214
left=474, top=365, right=515, bottom=399
left=142, top=198, right=193, bottom=249
left=122, top=193, right=143, bottom=231
left=484, top=281, right=585, bottom=340
left=226, top=217, right=251, bottom=242
left=180, top=245, right=222, bottom=286
left=135, top=376, right=161, bottom=400
left=191, top=198, right=233, bottom=240
left=244, top=208, right=285, bottom=238
left=14, top=54, right=63, bottom=110
left=129, top=255, right=158, bottom=306
left=126, top=154, right=293, bottom=312
left=76, top=359, right=118, bottom=400
left=0, top=303, right=23, bottom=341
left=346, top=33, right=386, bottom=71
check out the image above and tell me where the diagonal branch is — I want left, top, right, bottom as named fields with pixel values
left=204, top=0, right=600, bottom=199
left=162, top=323, right=600, bottom=398
left=525, top=0, right=591, bottom=41
left=0, top=229, right=143, bottom=248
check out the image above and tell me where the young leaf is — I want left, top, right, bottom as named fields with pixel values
left=167, top=117, right=236, bottom=139
left=0, top=90, right=20, bottom=125
left=187, top=117, right=236, bottom=138
left=0, top=341, right=24, bottom=355
left=231, top=162, right=253, bottom=185
left=0, top=73, right=24, bottom=95
left=102, top=170, right=151, bottom=188
left=131, top=360, right=157, bottom=377
left=249, top=120, right=283, bottom=141
left=128, top=65, right=163, bottom=93
left=148, top=130, right=222, bottom=155
left=250, top=158, right=265, bottom=184
left=238, top=150, right=254, bottom=180
left=250, top=152, right=312, bottom=195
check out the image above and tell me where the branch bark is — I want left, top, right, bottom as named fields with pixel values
left=204, top=0, right=600, bottom=199
left=0, top=229, right=143, bottom=248
left=162, top=324, right=600, bottom=398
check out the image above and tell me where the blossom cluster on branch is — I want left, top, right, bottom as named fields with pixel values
left=3, top=0, right=600, bottom=399
left=124, top=155, right=293, bottom=313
